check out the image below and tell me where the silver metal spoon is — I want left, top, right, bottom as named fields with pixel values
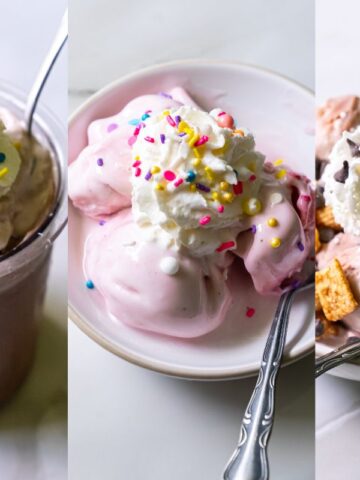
left=315, top=337, right=360, bottom=378
left=223, top=279, right=314, bottom=480
left=25, top=9, right=68, bottom=133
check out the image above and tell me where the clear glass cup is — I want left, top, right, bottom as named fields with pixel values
left=0, top=81, right=67, bottom=403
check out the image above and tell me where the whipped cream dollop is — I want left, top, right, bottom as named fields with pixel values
left=323, top=126, right=360, bottom=235
left=131, top=105, right=265, bottom=256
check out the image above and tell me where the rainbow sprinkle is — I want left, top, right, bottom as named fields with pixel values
left=164, top=170, right=176, bottom=181
left=216, top=241, right=236, bottom=252
left=194, top=135, right=209, bottom=147
left=0, top=167, right=9, bottom=178
left=246, top=307, right=256, bottom=318
left=145, top=136, right=155, bottom=143
left=97, top=158, right=104, bottom=166
left=166, top=115, right=176, bottom=127
left=199, top=215, right=211, bottom=226
left=160, top=133, right=166, bottom=144
left=86, top=280, right=95, bottom=289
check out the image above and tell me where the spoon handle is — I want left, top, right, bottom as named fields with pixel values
left=25, top=9, right=68, bottom=133
left=315, top=339, right=360, bottom=378
left=223, top=289, right=296, bottom=480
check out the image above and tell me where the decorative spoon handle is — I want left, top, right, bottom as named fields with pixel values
left=315, top=338, right=360, bottom=378
left=25, top=9, right=68, bottom=133
left=223, top=288, right=297, bottom=480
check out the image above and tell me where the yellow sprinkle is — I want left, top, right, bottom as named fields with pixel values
left=267, top=217, right=278, bottom=227
left=0, top=167, right=9, bottom=179
left=192, top=157, right=201, bottom=167
left=178, top=120, right=191, bottom=133
left=220, top=181, right=230, bottom=191
left=162, top=110, right=170, bottom=117
left=275, top=169, right=287, bottom=180
left=189, top=184, right=197, bottom=192
left=188, top=133, right=200, bottom=148
left=151, top=165, right=161, bottom=174
left=233, top=129, right=245, bottom=136
left=222, top=192, right=234, bottom=203
left=274, top=158, right=284, bottom=166
left=134, top=155, right=140, bottom=161
left=270, top=237, right=282, bottom=248
left=248, top=162, right=257, bottom=173
left=243, top=198, right=262, bottom=216
left=211, top=191, right=220, bottom=201
left=193, top=147, right=201, bottom=159
left=155, top=183, right=165, bottom=191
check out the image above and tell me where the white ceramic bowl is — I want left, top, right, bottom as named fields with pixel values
left=68, top=60, right=315, bottom=380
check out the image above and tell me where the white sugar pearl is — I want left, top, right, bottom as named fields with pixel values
left=160, top=257, right=179, bottom=275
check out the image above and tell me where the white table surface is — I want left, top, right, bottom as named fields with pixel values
left=69, top=1, right=316, bottom=479
left=0, top=1, right=67, bottom=479
left=315, top=0, right=360, bottom=478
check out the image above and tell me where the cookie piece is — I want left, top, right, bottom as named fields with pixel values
left=316, top=205, right=342, bottom=231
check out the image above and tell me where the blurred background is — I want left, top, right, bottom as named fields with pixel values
left=69, top=1, right=315, bottom=480
left=0, top=1, right=67, bottom=479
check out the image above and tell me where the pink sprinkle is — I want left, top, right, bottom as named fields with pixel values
left=233, top=181, right=243, bottom=195
left=133, top=125, right=141, bottom=136
left=174, top=178, right=184, bottom=188
left=300, top=194, right=312, bottom=202
left=132, top=160, right=141, bottom=167
left=217, top=205, right=224, bottom=213
left=107, top=123, right=118, bottom=133
left=216, top=241, right=235, bottom=252
left=218, top=111, right=226, bottom=116
left=199, top=215, right=211, bottom=226
left=134, top=167, right=141, bottom=177
left=145, top=136, right=155, bottom=143
left=249, top=175, right=257, bottom=182
left=166, top=115, right=176, bottom=127
left=164, top=170, right=176, bottom=181
left=246, top=307, right=256, bottom=318
left=145, top=110, right=152, bottom=114
left=194, top=135, right=209, bottom=147
left=128, top=136, right=137, bottom=146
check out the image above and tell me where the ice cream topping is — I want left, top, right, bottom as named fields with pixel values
left=69, top=87, right=314, bottom=338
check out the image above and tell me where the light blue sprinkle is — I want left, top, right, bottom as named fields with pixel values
left=128, top=118, right=140, bottom=126
left=86, top=280, right=95, bottom=289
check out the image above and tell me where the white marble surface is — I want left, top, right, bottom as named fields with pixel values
left=0, top=1, right=67, bottom=479
left=69, top=1, right=315, bottom=479
left=315, top=0, right=360, bottom=478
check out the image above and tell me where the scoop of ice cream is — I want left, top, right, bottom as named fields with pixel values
left=0, top=109, right=55, bottom=253
left=68, top=89, right=198, bottom=218
left=84, top=210, right=232, bottom=338
left=316, top=95, right=360, bottom=161
left=323, top=127, right=360, bottom=235
left=235, top=167, right=314, bottom=294
left=131, top=105, right=264, bottom=256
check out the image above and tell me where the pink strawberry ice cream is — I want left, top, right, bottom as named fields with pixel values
left=69, top=87, right=314, bottom=338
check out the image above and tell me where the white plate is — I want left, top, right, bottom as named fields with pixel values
left=68, top=60, right=315, bottom=380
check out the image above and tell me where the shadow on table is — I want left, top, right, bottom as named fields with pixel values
left=0, top=315, right=67, bottom=431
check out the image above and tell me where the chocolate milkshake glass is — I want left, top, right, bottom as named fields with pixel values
left=0, top=81, right=66, bottom=403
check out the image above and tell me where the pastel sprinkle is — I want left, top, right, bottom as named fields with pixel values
left=233, top=181, right=243, bottom=195
left=132, top=160, right=141, bottom=167
left=297, top=241, right=305, bottom=251
left=134, top=167, right=141, bottom=177
left=267, top=217, right=278, bottom=227
left=186, top=170, right=196, bottom=182
left=216, top=241, right=236, bottom=252
left=274, top=158, right=284, bottom=166
left=275, top=169, right=287, bottom=179
left=97, top=158, right=104, bottom=166
left=86, top=280, right=95, bottom=289
left=175, top=115, right=181, bottom=125
left=196, top=183, right=211, bottom=193
left=164, top=170, right=176, bottom=181
left=0, top=167, right=9, bottom=178
left=128, top=118, right=140, bottom=126
left=151, top=165, right=161, bottom=174
left=145, top=136, right=155, bottom=143
left=246, top=307, right=256, bottom=318
left=0, top=153, right=5, bottom=163
left=194, top=135, right=209, bottom=147
left=107, top=123, right=118, bottom=132
left=166, top=115, right=176, bottom=127
left=160, top=133, right=166, bottom=144
left=199, top=215, right=211, bottom=226
left=174, top=178, right=184, bottom=188
left=128, top=136, right=137, bottom=146
left=145, top=170, right=152, bottom=181
left=270, top=237, right=282, bottom=248
left=217, top=205, right=224, bottom=213
left=141, top=113, right=150, bottom=121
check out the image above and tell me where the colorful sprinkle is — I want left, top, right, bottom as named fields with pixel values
left=205, top=166, right=214, bottom=179
left=128, top=118, right=140, bottom=126
left=98, top=220, right=106, bottom=226
left=174, top=178, right=184, bottom=188
left=192, top=148, right=201, bottom=159
left=166, top=115, right=176, bottom=127
left=275, top=169, right=287, bottom=179
left=251, top=224, right=257, bottom=234
left=151, top=165, right=161, bottom=174
left=220, top=181, right=230, bottom=191
left=186, top=170, right=196, bottom=182
left=194, top=135, right=209, bottom=147
left=133, top=125, right=141, bottom=136
left=217, top=205, right=224, bottom=213
left=160, top=133, right=166, bottom=144
left=211, top=191, right=220, bottom=200
left=145, top=170, right=152, bottom=181
left=297, top=241, right=305, bottom=251
left=270, top=237, right=282, bottom=248
left=300, top=194, right=312, bottom=202
left=249, top=174, right=257, bottom=182
left=0, top=167, right=9, bottom=178
left=246, top=307, right=256, bottom=318
left=128, top=136, right=137, bottom=146
left=175, top=115, right=181, bottom=125
left=145, top=136, right=155, bottom=143
left=178, top=132, right=187, bottom=137
left=86, top=280, right=95, bottom=289
left=107, top=123, right=118, bottom=132
left=274, top=158, right=284, bottom=166
left=222, top=192, right=234, bottom=203
left=267, top=217, right=278, bottom=227
left=141, top=113, right=150, bottom=121
left=199, top=215, right=211, bottom=226
left=218, top=111, right=226, bottom=116
left=233, top=181, right=243, bottom=195
left=159, top=92, right=173, bottom=99
left=134, top=167, right=141, bottom=177
left=243, top=198, right=262, bottom=215
left=216, top=241, right=236, bottom=252
left=196, top=183, right=211, bottom=193
left=155, top=183, right=165, bottom=191
left=132, top=160, right=141, bottom=167
left=192, top=157, right=201, bottom=167
left=0, top=153, right=5, bottom=163
left=164, top=170, right=176, bottom=181
left=97, top=158, right=104, bottom=166
left=189, top=184, right=197, bottom=192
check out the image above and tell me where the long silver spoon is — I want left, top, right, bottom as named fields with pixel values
left=315, top=337, right=360, bottom=377
left=25, top=9, right=68, bottom=133
left=223, top=278, right=314, bottom=480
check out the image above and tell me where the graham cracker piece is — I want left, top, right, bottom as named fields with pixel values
left=315, top=258, right=358, bottom=321
left=316, top=206, right=342, bottom=231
